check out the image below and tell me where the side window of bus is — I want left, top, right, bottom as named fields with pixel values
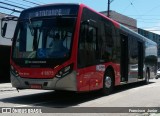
left=78, top=23, right=97, bottom=68
left=100, top=23, right=114, bottom=62
left=129, top=37, right=138, bottom=64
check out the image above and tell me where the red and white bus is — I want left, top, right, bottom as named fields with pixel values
left=1, top=3, right=157, bottom=95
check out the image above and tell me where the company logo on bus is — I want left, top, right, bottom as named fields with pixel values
left=25, top=60, right=46, bottom=64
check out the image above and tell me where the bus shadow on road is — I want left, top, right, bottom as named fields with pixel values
left=0, top=90, right=102, bottom=108
left=112, top=81, right=155, bottom=94
left=0, top=81, right=155, bottom=108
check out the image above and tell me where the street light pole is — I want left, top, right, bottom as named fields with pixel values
left=107, top=0, right=114, bottom=17
left=107, top=0, right=110, bottom=17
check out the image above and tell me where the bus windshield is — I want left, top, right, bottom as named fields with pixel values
left=12, top=16, right=76, bottom=59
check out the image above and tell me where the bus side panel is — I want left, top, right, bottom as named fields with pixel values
left=76, top=7, right=122, bottom=92
left=76, top=62, right=121, bottom=92
left=77, top=68, right=90, bottom=92
left=77, top=65, right=104, bottom=92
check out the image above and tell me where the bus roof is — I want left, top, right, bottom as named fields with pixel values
left=22, top=3, right=79, bottom=11
left=120, top=23, right=157, bottom=45
left=79, top=4, right=120, bottom=28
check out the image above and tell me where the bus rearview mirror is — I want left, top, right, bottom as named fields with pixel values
left=1, top=16, right=18, bottom=39
left=1, top=22, right=7, bottom=37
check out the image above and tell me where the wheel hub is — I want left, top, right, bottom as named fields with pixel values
left=105, top=76, right=112, bottom=88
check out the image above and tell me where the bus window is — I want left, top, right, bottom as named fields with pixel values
left=78, top=23, right=97, bottom=68
left=100, top=23, right=114, bottom=62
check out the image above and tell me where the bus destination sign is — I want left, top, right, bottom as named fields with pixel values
left=28, top=9, right=71, bottom=18
left=20, top=5, right=79, bottom=19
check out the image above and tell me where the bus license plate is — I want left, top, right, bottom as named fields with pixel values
left=30, top=84, right=42, bottom=89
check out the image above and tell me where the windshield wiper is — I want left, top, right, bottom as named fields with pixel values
left=28, top=18, right=34, bottom=36
left=33, top=28, right=38, bottom=50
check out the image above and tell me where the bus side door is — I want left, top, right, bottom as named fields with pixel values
left=120, top=34, right=128, bottom=82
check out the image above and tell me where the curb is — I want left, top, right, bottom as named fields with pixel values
left=0, top=83, right=16, bottom=92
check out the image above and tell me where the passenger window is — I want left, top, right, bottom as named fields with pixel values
left=78, top=24, right=97, bottom=68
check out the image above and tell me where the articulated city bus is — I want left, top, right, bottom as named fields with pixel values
left=1, top=3, right=157, bottom=95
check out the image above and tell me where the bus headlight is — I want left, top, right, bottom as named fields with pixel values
left=11, top=65, right=19, bottom=77
left=56, top=64, right=73, bottom=78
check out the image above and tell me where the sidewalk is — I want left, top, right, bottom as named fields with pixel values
left=0, top=83, right=16, bottom=92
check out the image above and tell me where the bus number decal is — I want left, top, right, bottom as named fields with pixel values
left=96, top=65, right=105, bottom=71
left=41, top=71, right=54, bottom=76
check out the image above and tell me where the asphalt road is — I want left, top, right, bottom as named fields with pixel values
left=0, top=78, right=160, bottom=115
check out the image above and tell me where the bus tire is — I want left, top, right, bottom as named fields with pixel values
left=144, top=69, right=150, bottom=84
left=101, top=69, right=114, bottom=95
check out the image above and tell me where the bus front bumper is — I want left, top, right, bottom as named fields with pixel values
left=10, top=71, right=77, bottom=91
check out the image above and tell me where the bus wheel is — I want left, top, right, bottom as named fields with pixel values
left=101, top=70, right=114, bottom=95
left=145, top=70, right=150, bottom=84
